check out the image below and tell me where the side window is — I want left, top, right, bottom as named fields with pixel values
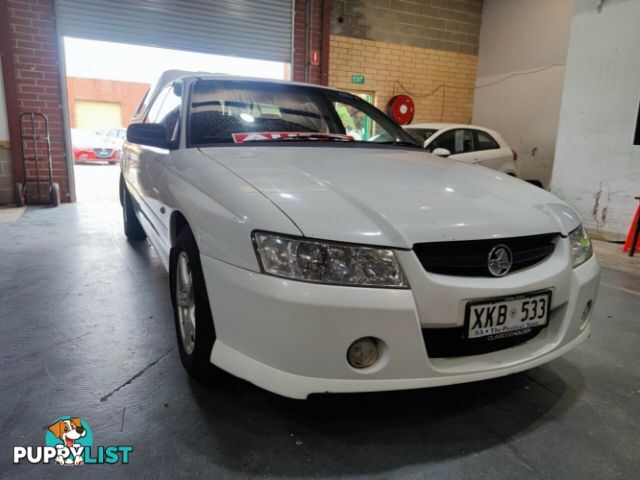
left=429, top=129, right=474, bottom=154
left=475, top=130, right=500, bottom=150
left=429, top=130, right=456, bottom=152
left=154, top=83, right=183, bottom=141
left=145, top=85, right=171, bottom=124
left=135, top=90, right=151, bottom=118
left=460, top=130, right=475, bottom=153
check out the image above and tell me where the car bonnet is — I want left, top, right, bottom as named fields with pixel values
left=199, top=145, right=573, bottom=248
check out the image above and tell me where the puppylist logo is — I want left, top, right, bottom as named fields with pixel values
left=13, top=417, right=133, bottom=466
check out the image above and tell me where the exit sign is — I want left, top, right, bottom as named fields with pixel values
left=351, top=74, right=365, bottom=84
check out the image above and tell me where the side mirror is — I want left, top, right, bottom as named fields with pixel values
left=126, top=123, right=172, bottom=149
left=432, top=147, right=451, bottom=157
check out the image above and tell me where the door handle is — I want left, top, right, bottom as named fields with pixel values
left=160, top=206, right=166, bottom=214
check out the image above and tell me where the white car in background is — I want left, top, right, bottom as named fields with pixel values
left=99, top=127, right=127, bottom=146
left=120, top=73, right=599, bottom=399
left=405, top=123, right=520, bottom=177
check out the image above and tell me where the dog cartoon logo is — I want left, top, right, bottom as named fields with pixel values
left=45, top=417, right=93, bottom=465
left=14, top=416, right=132, bottom=465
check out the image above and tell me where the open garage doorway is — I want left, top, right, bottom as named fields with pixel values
left=61, top=37, right=289, bottom=203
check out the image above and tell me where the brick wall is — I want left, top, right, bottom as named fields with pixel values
left=332, top=0, right=483, bottom=55
left=65, top=77, right=149, bottom=128
left=0, top=0, right=69, bottom=203
left=292, top=0, right=330, bottom=84
left=328, top=0, right=482, bottom=124
left=329, top=35, right=477, bottom=124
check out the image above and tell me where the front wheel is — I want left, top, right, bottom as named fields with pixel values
left=170, top=226, right=224, bottom=381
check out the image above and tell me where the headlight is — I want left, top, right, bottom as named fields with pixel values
left=569, top=224, right=593, bottom=268
left=252, top=232, right=408, bottom=288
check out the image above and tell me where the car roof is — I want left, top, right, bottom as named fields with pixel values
left=409, top=122, right=495, bottom=130
left=406, top=123, right=501, bottom=135
left=136, top=70, right=345, bottom=122
left=406, top=123, right=469, bottom=130
left=156, top=70, right=344, bottom=93
left=194, top=74, right=346, bottom=94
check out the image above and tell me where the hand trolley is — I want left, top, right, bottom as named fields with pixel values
left=15, top=112, right=60, bottom=207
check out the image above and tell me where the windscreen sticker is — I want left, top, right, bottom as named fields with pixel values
left=232, top=132, right=353, bottom=143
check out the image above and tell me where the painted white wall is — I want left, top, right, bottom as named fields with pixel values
left=472, top=0, right=573, bottom=186
left=551, top=0, right=640, bottom=241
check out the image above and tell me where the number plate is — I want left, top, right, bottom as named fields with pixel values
left=466, top=290, right=552, bottom=340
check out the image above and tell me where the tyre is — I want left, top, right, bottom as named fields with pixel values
left=15, top=182, right=24, bottom=207
left=122, top=183, right=146, bottom=241
left=170, top=226, right=224, bottom=381
left=50, top=182, right=60, bottom=207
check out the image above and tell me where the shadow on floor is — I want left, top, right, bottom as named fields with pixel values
left=183, top=359, right=583, bottom=477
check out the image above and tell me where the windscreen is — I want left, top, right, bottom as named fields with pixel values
left=189, top=80, right=418, bottom=147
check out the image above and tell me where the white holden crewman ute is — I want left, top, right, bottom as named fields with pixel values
left=120, top=72, right=600, bottom=399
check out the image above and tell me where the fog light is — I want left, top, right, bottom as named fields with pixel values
left=347, top=337, right=379, bottom=369
left=580, top=300, right=593, bottom=330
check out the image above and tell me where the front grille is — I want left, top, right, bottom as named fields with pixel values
left=422, top=324, right=544, bottom=358
left=413, top=233, right=559, bottom=277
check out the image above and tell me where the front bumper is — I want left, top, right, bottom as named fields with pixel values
left=202, top=240, right=600, bottom=399
left=74, top=150, right=120, bottom=162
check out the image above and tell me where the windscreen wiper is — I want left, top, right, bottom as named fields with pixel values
left=232, top=132, right=355, bottom=143
left=379, top=140, right=423, bottom=149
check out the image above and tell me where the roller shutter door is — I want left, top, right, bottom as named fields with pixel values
left=74, top=101, right=122, bottom=130
left=55, top=0, right=292, bottom=63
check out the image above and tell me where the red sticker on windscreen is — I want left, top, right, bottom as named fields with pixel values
left=232, top=132, right=353, bottom=143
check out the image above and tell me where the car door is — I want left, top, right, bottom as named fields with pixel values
left=126, top=83, right=169, bottom=200
left=121, top=83, right=172, bottom=258
left=144, top=81, right=183, bottom=259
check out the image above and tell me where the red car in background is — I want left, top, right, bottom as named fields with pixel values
left=72, top=128, right=126, bottom=164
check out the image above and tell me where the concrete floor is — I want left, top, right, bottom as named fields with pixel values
left=1, top=166, right=639, bottom=479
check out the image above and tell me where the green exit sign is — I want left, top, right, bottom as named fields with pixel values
left=351, top=74, right=365, bottom=84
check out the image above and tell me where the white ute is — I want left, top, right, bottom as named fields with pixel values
left=120, top=73, right=600, bottom=399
